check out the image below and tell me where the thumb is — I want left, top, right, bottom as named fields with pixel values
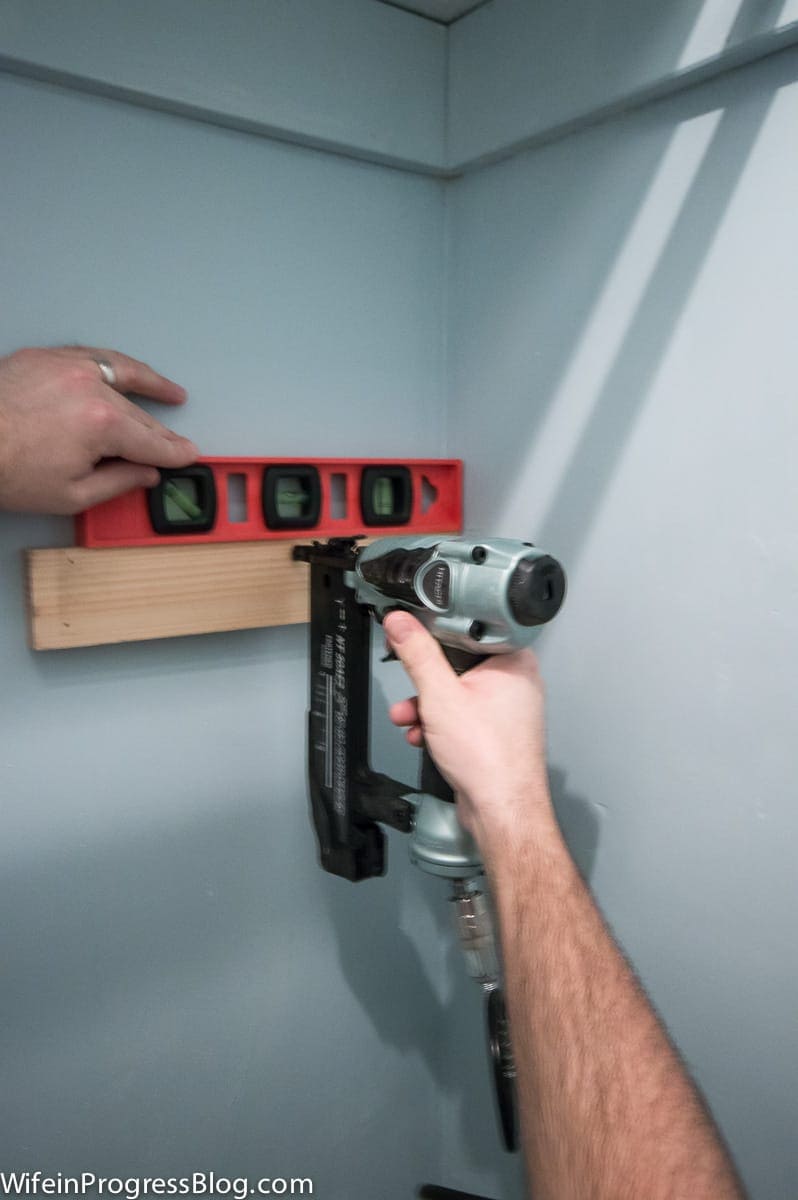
left=383, top=611, right=458, bottom=704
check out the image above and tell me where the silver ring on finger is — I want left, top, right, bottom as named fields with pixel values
left=93, top=358, right=117, bottom=387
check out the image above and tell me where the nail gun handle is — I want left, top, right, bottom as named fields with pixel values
left=420, top=747, right=455, bottom=804
left=420, top=645, right=486, bottom=804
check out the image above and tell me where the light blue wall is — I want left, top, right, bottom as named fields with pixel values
left=5, top=0, right=796, bottom=176
left=448, top=0, right=798, bottom=167
left=4, top=9, right=798, bottom=1199
left=0, top=0, right=446, bottom=172
left=445, top=42, right=798, bottom=1200
left=0, top=72, right=448, bottom=1198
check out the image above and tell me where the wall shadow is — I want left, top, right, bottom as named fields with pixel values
left=538, top=47, right=797, bottom=566
left=450, top=45, right=798, bottom=581
left=321, top=851, right=450, bottom=1084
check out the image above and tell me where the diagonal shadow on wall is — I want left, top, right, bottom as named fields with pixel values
left=537, top=44, right=798, bottom=567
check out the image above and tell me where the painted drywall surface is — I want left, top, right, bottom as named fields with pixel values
left=448, top=0, right=798, bottom=166
left=0, top=73, right=450, bottom=1197
left=0, top=0, right=446, bottom=171
left=5, top=0, right=798, bottom=180
left=443, top=45, right=798, bottom=1200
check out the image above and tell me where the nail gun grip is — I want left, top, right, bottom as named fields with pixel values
left=442, top=645, right=487, bottom=676
left=420, top=746, right=454, bottom=805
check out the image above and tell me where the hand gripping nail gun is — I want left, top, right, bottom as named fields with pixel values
left=292, top=535, right=566, bottom=1151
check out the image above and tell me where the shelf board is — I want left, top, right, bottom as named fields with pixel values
left=25, top=540, right=313, bottom=650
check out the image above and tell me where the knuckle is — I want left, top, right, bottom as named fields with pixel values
left=80, top=396, right=118, bottom=433
left=169, top=439, right=196, bottom=464
left=158, top=438, right=184, bottom=463
left=517, top=647, right=539, bottom=674
left=64, top=482, right=90, bottom=515
left=64, top=362, right=99, bottom=389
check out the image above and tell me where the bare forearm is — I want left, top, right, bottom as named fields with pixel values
left=381, top=618, right=745, bottom=1197
left=482, top=799, right=745, bottom=1200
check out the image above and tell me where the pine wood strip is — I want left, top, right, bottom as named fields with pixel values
left=25, top=541, right=313, bottom=650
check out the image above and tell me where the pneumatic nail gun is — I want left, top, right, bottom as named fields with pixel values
left=292, top=535, right=566, bottom=1151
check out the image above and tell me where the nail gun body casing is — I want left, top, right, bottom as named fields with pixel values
left=355, top=535, right=566, bottom=656
left=301, top=540, right=415, bottom=882
left=297, top=534, right=567, bottom=883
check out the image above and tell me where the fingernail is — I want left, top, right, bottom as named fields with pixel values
left=384, top=611, right=414, bottom=645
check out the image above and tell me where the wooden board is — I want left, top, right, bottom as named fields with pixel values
left=25, top=541, right=313, bottom=650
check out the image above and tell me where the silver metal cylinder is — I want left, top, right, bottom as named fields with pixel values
left=451, top=887, right=499, bottom=985
left=407, top=793, right=483, bottom=879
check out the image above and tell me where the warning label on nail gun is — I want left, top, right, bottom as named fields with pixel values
left=332, top=602, right=349, bottom=831
left=311, top=602, right=349, bottom=839
left=314, top=633, right=335, bottom=791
